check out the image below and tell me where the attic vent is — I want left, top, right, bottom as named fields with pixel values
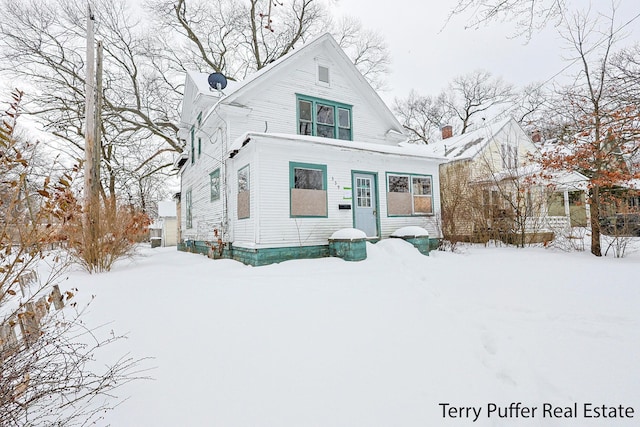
left=318, top=65, right=330, bottom=84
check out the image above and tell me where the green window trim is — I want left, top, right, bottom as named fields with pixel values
left=197, top=111, right=203, bottom=127
left=385, top=172, right=434, bottom=216
left=296, top=94, right=352, bottom=141
left=289, top=161, right=328, bottom=218
left=198, top=137, right=202, bottom=158
left=210, top=169, right=220, bottom=202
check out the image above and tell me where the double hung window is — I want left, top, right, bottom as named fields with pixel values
left=297, top=95, right=352, bottom=141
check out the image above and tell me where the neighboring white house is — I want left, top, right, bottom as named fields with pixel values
left=424, top=117, right=588, bottom=243
left=176, top=33, right=445, bottom=265
left=149, top=200, right=178, bottom=247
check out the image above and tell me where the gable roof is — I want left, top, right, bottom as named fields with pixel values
left=183, top=33, right=405, bottom=136
left=423, top=117, right=515, bottom=161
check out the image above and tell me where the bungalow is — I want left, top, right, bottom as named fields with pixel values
left=176, top=33, right=444, bottom=265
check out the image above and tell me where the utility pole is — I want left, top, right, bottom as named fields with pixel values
left=84, top=3, right=100, bottom=270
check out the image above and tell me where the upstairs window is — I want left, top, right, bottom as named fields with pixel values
left=318, top=65, right=330, bottom=85
left=501, top=144, right=519, bottom=169
left=297, top=95, right=352, bottom=141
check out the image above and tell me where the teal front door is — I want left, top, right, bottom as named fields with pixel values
left=353, top=172, right=378, bottom=237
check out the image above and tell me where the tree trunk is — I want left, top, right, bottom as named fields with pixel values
left=590, top=185, right=602, bottom=256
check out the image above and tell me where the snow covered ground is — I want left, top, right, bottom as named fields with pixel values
left=66, top=240, right=640, bottom=427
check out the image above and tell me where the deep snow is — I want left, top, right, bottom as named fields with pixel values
left=65, top=241, right=640, bottom=427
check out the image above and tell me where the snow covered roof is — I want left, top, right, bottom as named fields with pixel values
left=184, top=70, right=242, bottom=99
left=230, top=132, right=448, bottom=161
left=421, top=117, right=513, bottom=161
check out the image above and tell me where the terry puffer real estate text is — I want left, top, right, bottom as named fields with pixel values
left=439, top=402, right=635, bottom=422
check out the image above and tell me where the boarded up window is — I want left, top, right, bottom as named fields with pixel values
left=387, top=173, right=433, bottom=215
left=387, top=192, right=412, bottom=215
left=290, top=163, right=327, bottom=217
left=291, top=189, right=327, bottom=216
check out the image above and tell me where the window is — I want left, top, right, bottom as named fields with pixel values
left=190, top=127, right=195, bottom=165
left=356, top=177, right=372, bottom=208
left=237, top=165, right=250, bottom=219
left=238, top=166, right=249, bottom=192
left=290, top=162, right=327, bottom=217
left=297, top=95, right=352, bottom=141
left=386, top=173, right=433, bottom=215
left=318, top=65, right=330, bottom=84
left=210, top=169, right=220, bottom=201
left=197, top=111, right=202, bottom=127
left=198, top=137, right=202, bottom=158
left=185, top=189, right=192, bottom=228
left=501, top=144, right=518, bottom=169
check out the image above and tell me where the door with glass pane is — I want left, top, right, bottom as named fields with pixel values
left=353, top=172, right=378, bottom=237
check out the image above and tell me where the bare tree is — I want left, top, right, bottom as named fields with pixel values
left=448, top=70, right=516, bottom=134
left=0, top=0, right=182, bottom=214
left=448, top=0, right=567, bottom=39
left=147, top=0, right=390, bottom=87
left=393, top=91, right=451, bottom=144
left=395, top=70, right=516, bottom=143
left=1, top=91, right=146, bottom=425
left=541, top=6, right=640, bottom=256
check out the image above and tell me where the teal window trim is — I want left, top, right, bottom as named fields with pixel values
left=185, top=188, right=193, bottom=228
left=289, top=161, right=328, bottom=218
left=197, top=111, right=203, bottom=127
left=210, top=168, right=220, bottom=202
left=385, top=171, right=434, bottom=216
left=296, top=94, right=352, bottom=141
left=198, top=137, right=202, bottom=158
left=190, top=127, right=195, bottom=165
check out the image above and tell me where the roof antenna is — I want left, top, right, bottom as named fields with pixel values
left=207, top=72, right=228, bottom=95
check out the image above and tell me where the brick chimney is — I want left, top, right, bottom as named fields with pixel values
left=441, top=125, right=453, bottom=140
left=531, top=130, right=541, bottom=143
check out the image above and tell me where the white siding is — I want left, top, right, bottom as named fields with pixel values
left=227, top=134, right=441, bottom=248
left=228, top=50, right=398, bottom=146
left=180, top=116, right=228, bottom=241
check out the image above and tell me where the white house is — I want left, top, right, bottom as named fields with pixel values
left=176, top=33, right=444, bottom=265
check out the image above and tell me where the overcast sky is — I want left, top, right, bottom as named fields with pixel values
left=334, top=0, right=640, bottom=105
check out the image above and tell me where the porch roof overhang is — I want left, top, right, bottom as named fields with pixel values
left=229, top=132, right=448, bottom=162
